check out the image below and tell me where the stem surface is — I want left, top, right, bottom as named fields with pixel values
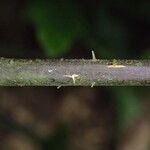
left=0, top=58, right=149, bottom=86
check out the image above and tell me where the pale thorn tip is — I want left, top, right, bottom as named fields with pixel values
left=92, top=50, right=97, bottom=61
left=91, top=82, right=95, bottom=88
left=57, top=85, right=61, bottom=89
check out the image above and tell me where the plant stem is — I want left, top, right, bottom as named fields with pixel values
left=0, top=58, right=149, bottom=86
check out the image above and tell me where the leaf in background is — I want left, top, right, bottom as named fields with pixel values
left=25, top=0, right=84, bottom=57
left=88, top=8, right=129, bottom=58
left=111, top=87, right=141, bottom=131
left=42, top=124, right=70, bottom=150
left=114, top=0, right=150, bottom=20
left=142, top=49, right=150, bottom=59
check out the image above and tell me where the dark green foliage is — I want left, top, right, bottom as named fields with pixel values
left=111, top=87, right=141, bottom=130
left=25, top=0, right=150, bottom=58
left=25, top=0, right=85, bottom=57
left=41, top=125, right=70, bottom=150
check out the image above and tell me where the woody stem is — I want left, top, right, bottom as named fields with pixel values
left=0, top=58, right=149, bottom=86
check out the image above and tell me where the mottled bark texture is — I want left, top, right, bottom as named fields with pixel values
left=0, top=58, right=149, bottom=86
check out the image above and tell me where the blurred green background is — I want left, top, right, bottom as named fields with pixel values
left=0, top=0, right=149, bottom=150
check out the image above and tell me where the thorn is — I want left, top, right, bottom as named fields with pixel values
left=92, top=50, right=97, bottom=61
left=57, top=85, right=61, bottom=89
left=64, top=74, right=79, bottom=84
left=107, top=59, right=126, bottom=68
left=112, top=59, right=117, bottom=66
left=91, top=82, right=95, bottom=88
